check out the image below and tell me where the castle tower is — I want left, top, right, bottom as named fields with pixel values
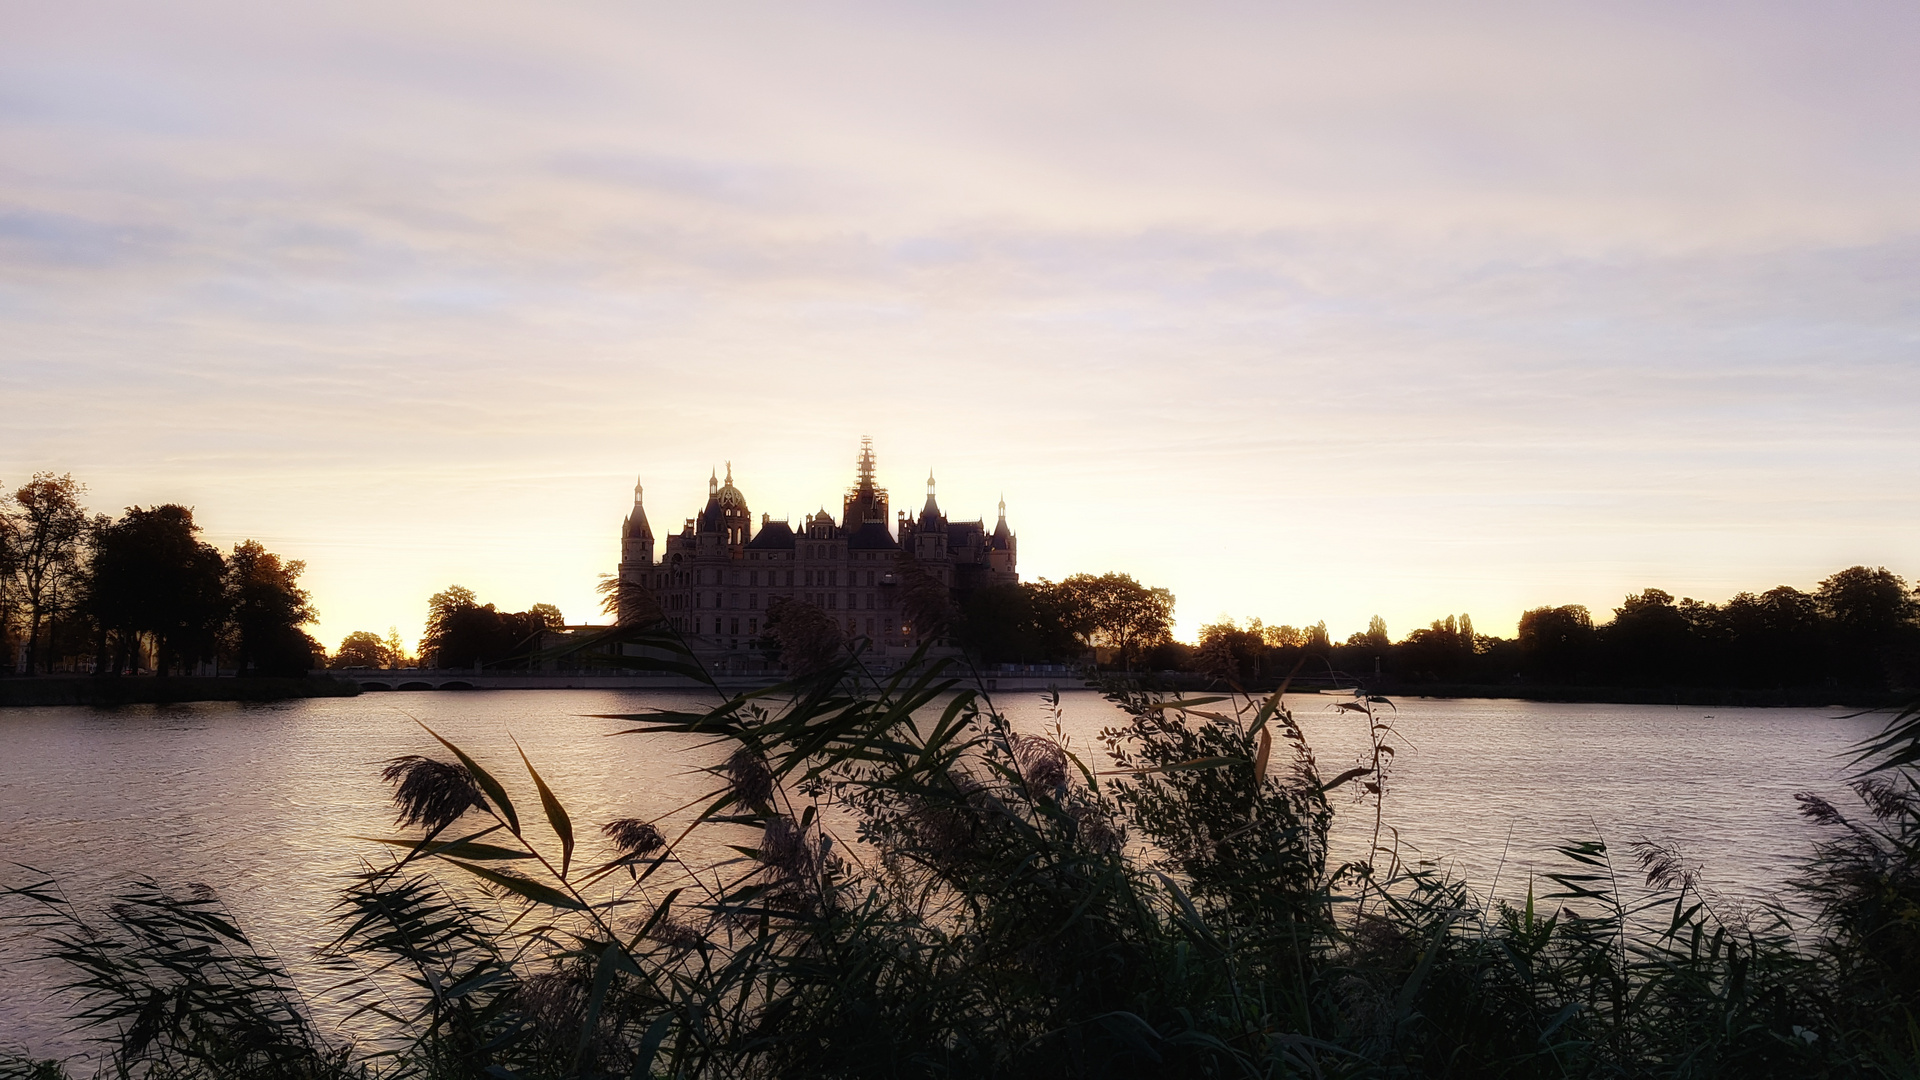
left=622, top=477, right=654, bottom=566
left=988, top=493, right=1017, bottom=579
left=912, top=470, right=949, bottom=564
left=842, top=435, right=890, bottom=528
left=616, top=478, right=656, bottom=623
left=697, top=463, right=752, bottom=555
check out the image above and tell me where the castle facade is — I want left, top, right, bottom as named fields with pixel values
left=616, top=440, right=1016, bottom=659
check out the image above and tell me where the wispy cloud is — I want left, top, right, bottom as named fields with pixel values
left=3, top=1, right=1917, bottom=645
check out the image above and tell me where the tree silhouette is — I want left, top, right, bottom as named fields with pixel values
left=419, top=585, right=556, bottom=669
left=10, top=473, right=89, bottom=673
left=225, top=540, right=318, bottom=676
left=87, top=505, right=226, bottom=676
left=1055, top=572, right=1175, bottom=670
left=330, top=631, right=391, bottom=669
left=1517, top=605, right=1594, bottom=683
left=1818, top=567, right=1918, bottom=687
left=762, top=597, right=843, bottom=676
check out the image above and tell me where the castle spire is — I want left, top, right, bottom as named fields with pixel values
left=997, top=493, right=1006, bottom=524
left=624, top=475, right=653, bottom=542
left=842, top=435, right=890, bottom=528
left=709, top=469, right=718, bottom=496
left=921, top=469, right=941, bottom=520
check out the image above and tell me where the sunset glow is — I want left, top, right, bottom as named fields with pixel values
left=4, top=1, right=1917, bottom=649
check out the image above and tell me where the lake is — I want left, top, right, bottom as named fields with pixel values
left=0, top=687, right=1884, bottom=1062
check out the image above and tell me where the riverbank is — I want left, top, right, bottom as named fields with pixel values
left=1120, top=671, right=1905, bottom=708
left=1375, top=681, right=1907, bottom=708
left=0, top=674, right=362, bottom=707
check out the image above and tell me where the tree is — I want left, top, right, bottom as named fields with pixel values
left=526, top=603, right=566, bottom=631
left=331, top=631, right=392, bottom=669
left=12, top=473, right=90, bottom=673
left=957, top=582, right=1085, bottom=665
left=1398, top=614, right=1476, bottom=681
left=1722, top=587, right=1822, bottom=687
left=1054, top=572, right=1175, bottom=670
left=383, top=626, right=411, bottom=669
left=420, top=586, right=552, bottom=669
left=1195, top=617, right=1268, bottom=683
left=894, top=553, right=955, bottom=641
left=88, top=505, right=227, bottom=676
left=225, top=540, right=318, bottom=676
left=764, top=597, right=842, bottom=676
left=1817, top=566, right=1918, bottom=687
left=1517, top=605, right=1595, bottom=683
left=0, top=485, right=18, bottom=672
left=1261, top=624, right=1306, bottom=648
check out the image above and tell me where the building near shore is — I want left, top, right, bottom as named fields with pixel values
left=616, top=439, right=1016, bottom=664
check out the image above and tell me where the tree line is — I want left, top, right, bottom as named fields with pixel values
left=954, top=564, right=1920, bottom=692
left=0, top=473, right=318, bottom=677
left=1190, top=565, right=1920, bottom=692
left=953, top=572, right=1177, bottom=668
left=327, top=585, right=566, bottom=671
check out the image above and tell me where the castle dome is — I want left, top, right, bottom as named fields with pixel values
left=697, top=463, right=752, bottom=545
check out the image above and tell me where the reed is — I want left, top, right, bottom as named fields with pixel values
left=5, top=625, right=1917, bottom=1078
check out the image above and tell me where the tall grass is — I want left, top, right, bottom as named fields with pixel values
left=4, top=625, right=1917, bottom=1078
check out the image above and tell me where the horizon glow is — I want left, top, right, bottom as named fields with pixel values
left=3, top=2, right=1917, bottom=651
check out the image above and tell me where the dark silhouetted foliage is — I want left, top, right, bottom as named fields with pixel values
left=86, top=505, right=227, bottom=677
left=225, top=539, right=319, bottom=677
left=420, top=585, right=558, bottom=669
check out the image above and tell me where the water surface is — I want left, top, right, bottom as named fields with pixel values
left=0, top=689, right=1879, bottom=1060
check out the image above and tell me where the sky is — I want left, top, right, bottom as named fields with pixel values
left=3, top=0, right=1917, bottom=650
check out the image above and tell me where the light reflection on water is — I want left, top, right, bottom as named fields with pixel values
left=0, top=688, right=1880, bottom=1060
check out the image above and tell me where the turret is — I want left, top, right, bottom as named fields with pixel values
left=616, top=477, right=657, bottom=624
left=913, top=470, right=948, bottom=561
left=988, top=493, right=1017, bottom=578
left=621, top=477, right=655, bottom=566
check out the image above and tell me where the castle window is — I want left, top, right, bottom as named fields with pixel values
left=730, top=618, right=739, bottom=635
left=784, top=570, right=793, bottom=586
left=828, top=594, right=837, bottom=610
left=866, top=618, right=875, bottom=635
left=866, top=593, right=874, bottom=609
left=750, top=594, right=758, bottom=609
left=749, top=618, right=758, bottom=635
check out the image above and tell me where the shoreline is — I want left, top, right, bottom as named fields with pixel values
left=0, top=675, right=362, bottom=708
left=2, top=672, right=1905, bottom=711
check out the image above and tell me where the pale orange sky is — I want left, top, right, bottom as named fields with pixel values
left=3, top=1, right=1917, bottom=651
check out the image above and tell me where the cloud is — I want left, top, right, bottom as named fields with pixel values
left=1, top=1, right=1917, bottom=644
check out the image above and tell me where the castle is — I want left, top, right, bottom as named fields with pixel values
left=616, top=439, right=1016, bottom=661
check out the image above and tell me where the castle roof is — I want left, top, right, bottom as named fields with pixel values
left=747, top=520, right=795, bottom=549
left=847, top=520, right=899, bottom=551
left=625, top=478, right=653, bottom=539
